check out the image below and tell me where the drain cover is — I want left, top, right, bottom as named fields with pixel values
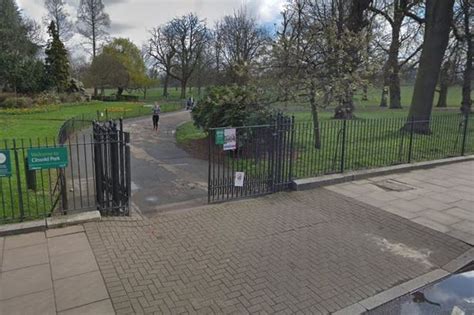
left=374, top=179, right=415, bottom=192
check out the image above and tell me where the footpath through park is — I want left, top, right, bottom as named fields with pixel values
left=123, top=111, right=208, bottom=214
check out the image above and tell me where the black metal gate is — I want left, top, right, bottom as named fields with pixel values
left=93, top=120, right=131, bottom=215
left=208, top=115, right=294, bottom=203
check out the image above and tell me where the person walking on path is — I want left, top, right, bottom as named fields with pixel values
left=186, top=97, right=193, bottom=111
left=152, top=102, right=161, bottom=131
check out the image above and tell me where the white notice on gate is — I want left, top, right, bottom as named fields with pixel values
left=223, top=128, right=237, bottom=151
left=234, top=172, right=244, bottom=187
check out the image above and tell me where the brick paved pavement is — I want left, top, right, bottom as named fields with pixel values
left=84, top=189, right=471, bottom=314
left=327, top=160, right=474, bottom=245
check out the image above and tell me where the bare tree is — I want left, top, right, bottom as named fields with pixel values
left=214, top=8, right=270, bottom=85
left=77, top=0, right=110, bottom=59
left=272, top=0, right=371, bottom=148
left=147, top=26, right=176, bottom=97
left=452, top=0, right=472, bottom=115
left=369, top=0, right=424, bottom=109
left=43, top=0, right=73, bottom=42
left=436, top=39, right=461, bottom=107
left=405, top=0, right=455, bottom=132
left=167, top=14, right=209, bottom=99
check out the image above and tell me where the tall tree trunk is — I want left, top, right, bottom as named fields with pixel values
left=381, top=86, right=389, bottom=107
left=333, top=0, right=371, bottom=119
left=388, top=7, right=403, bottom=109
left=117, top=87, right=124, bottom=98
left=405, top=0, right=455, bottom=133
left=309, top=81, right=321, bottom=149
left=460, top=0, right=472, bottom=115
left=380, top=62, right=389, bottom=107
left=92, top=26, right=97, bottom=98
left=362, top=84, right=368, bottom=101
left=180, top=80, right=187, bottom=99
left=389, top=67, right=402, bottom=109
left=436, top=61, right=450, bottom=108
left=436, top=85, right=448, bottom=108
left=163, top=73, right=169, bottom=97
left=143, top=87, right=147, bottom=100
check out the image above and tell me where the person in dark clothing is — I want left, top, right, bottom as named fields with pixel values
left=152, top=102, right=161, bottom=131
left=186, top=97, right=193, bottom=110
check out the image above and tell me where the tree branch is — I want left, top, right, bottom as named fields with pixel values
left=399, top=44, right=423, bottom=67
left=368, top=6, right=394, bottom=26
left=404, top=10, right=425, bottom=24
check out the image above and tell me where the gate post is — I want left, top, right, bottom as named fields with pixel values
left=207, top=129, right=212, bottom=204
left=93, top=122, right=104, bottom=212
left=110, top=123, right=120, bottom=215
left=461, top=112, right=469, bottom=156
left=288, top=116, right=295, bottom=182
left=125, top=132, right=131, bottom=215
left=340, top=119, right=347, bottom=173
left=12, top=140, right=25, bottom=220
left=59, top=169, right=68, bottom=214
left=408, top=116, right=415, bottom=163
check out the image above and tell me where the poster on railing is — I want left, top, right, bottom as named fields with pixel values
left=223, top=128, right=237, bottom=151
left=234, top=172, right=245, bottom=187
left=0, top=150, right=11, bottom=177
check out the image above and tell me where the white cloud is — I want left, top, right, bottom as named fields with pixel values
left=17, top=0, right=284, bottom=58
left=246, top=0, right=285, bottom=22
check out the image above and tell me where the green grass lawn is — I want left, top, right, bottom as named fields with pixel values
left=176, top=121, right=206, bottom=145
left=104, top=85, right=469, bottom=109
left=0, top=101, right=182, bottom=140
left=103, top=86, right=203, bottom=103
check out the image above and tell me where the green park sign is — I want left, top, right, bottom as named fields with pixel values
left=0, top=150, right=12, bottom=177
left=215, top=129, right=224, bottom=145
left=27, top=147, right=68, bottom=170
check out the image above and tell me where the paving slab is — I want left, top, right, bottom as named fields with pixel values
left=47, top=232, right=91, bottom=257
left=54, top=271, right=109, bottom=312
left=50, top=249, right=99, bottom=280
left=2, top=243, right=49, bottom=272
left=0, top=230, right=113, bottom=314
left=444, top=207, right=474, bottom=221
left=0, top=263, right=52, bottom=300
left=412, top=217, right=451, bottom=234
left=451, top=220, right=474, bottom=234
left=58, top=299, right=115, bottom=315
left=0, top=289, right=56, bottom=315
left=416, top=209, right=462, bottom=226
left=46, top=225, right=84, bottom=238
left=0, top=237, right=4, bottom=269
left=330, top=160, right=474, bottom=245
left=4, top=231, right=46, bottom=250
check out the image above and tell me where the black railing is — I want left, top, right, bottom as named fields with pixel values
left=291, top=113, right=472, bottom=178
left=0, top=118, right=131, bottom=223
left=208, top=113, right=473, bottom=202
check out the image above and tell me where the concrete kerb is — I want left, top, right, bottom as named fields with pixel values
left=333, top=248, right=474, bottom=315
left=0, top=211, right=101, bottom=237
left=293, top=155, right=474, bottom=191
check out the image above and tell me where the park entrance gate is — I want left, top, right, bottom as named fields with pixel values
left=92, top=120, right=131, bottom=216
left=207, top=115, right=295, bottom=203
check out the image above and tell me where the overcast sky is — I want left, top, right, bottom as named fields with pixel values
left=16, top=0, right=285, bottom=58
